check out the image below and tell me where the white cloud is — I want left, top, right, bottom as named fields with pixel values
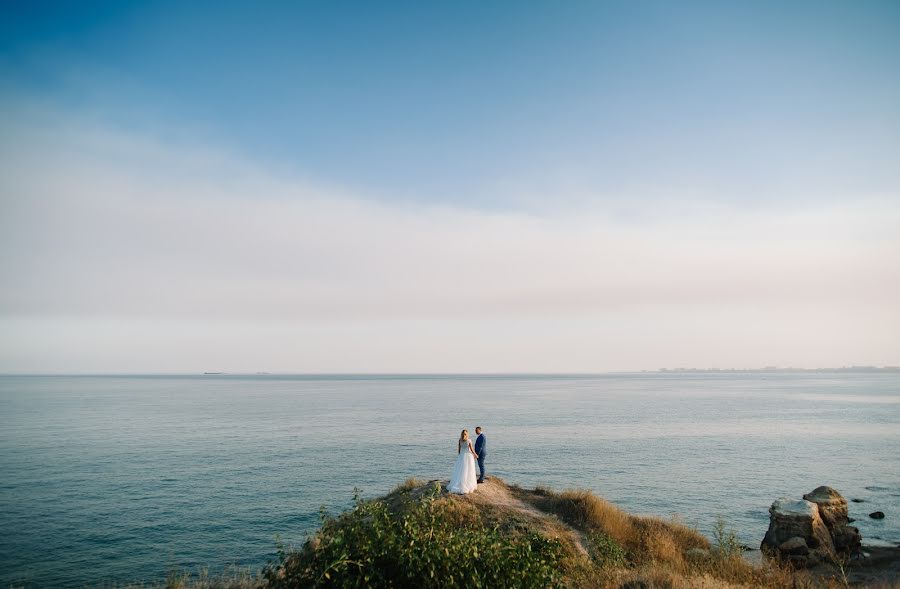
left=1, top=100, right=899, bottom=372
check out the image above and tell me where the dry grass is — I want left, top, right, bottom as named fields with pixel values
left=532, top=489, right=636, bottom=543
left=516, top=484, right=900, bottom=589
left=391, top=477, right=424, bottom=493
left=526, top=487, right=709, bottom=568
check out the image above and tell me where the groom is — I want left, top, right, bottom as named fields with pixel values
left=474, top=426, right=487, bottom=483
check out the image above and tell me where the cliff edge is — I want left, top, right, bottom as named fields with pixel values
left=262, top=477, right=898, bottom=588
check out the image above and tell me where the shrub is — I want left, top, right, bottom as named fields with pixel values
left=588, top=531, right=628, bottom=569
left=264, top=489, right=567, bottom=588
left=711, top=516, right=742, bottom=560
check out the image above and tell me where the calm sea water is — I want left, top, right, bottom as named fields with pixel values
left=1, top=373, right=898, bottom=587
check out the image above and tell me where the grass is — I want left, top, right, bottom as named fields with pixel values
left=517, top=485, right=897, bottom=589
left=528, top=488, right=709, bottom=566
left=392, top=477, right=424, bottom=493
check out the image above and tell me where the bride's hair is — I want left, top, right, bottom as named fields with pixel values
left=460, top=429, right=469, bottom=440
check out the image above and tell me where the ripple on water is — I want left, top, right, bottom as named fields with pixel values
left=1, top=373, right=898, bottom=587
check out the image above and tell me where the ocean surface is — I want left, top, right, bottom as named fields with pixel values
left=1, top=373, right=899, bottom=587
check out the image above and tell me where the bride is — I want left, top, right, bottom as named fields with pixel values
left=448, top=429, right=479, bottom=494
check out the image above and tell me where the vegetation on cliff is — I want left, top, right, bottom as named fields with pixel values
left=258, top=478, right=891, bottom=589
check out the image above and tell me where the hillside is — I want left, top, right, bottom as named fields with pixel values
left=260, top=477, right=898, bottom=589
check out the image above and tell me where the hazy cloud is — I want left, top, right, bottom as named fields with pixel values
left=1, top=100, right=898, bottom=371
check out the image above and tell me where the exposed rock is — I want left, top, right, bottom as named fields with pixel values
left=803, top=486, right=849, bottom=530
left=762, top=487, right=870, bottom=569
left=844, top=545, right=900, bottom=586
left=776, top=536, right=810, bottom=568
left=796, top=487, right=863, bottom=557
left=851, top=498, right=865, bottom=503
left=779, top=536, right=809, bottom=556
left=832, top=524, right=862, bottom=554
left=761, top=498, right=835, bottom=557
left=807, top=550, right=823, bottom=567
left=870, top=511, right=885, bottom=519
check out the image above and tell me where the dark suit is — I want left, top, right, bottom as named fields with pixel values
left=474, top=433, right=486, bottom=481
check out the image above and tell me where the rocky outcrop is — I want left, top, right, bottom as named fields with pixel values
left=831, top=523, right=863, bottom=554
left=777, top=536, right=811, bottom=567
left=761, top=498, right=834, bottom=556
left=761, top=487, right=863, bottom=567
left=802, top=486, right=862, bottom=555
left=803, top=486, right=848, bottom=528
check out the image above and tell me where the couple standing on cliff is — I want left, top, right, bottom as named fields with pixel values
left=448, top=427, right=487, bottom=494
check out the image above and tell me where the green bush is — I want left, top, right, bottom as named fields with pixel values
left=711, top=516, right=741, bottom=560
left=264, top=489, right=566, bottom=588
left=588, top=531, right=628, bottom=569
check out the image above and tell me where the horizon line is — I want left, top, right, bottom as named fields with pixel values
left=3, top=366, right=900, bottom=377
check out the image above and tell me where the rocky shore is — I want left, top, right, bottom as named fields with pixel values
left=760, top=485, right=898, bottom=586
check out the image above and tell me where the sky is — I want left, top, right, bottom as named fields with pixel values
left=1, top=0, right=899, bottom=373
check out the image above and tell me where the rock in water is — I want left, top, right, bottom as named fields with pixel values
left=802, top=486, right=862, bottom=555
left=761, top=487, right=866, bottom=567
left=870, top=511, right=886, bottom=519
left=761, top=498, right=835, bottom=559
left=803, top=486, right=849, bottom=529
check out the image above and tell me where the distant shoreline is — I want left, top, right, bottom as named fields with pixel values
left=2, top=368, right=900, bottom=377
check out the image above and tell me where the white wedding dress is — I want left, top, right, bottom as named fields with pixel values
left=448, top=439, right=478, bottom=494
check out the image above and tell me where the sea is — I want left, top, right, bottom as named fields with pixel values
left=1, top=373, right=898, bottom=587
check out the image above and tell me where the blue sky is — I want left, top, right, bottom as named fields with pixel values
left=1, top=1, right=899, bottom=371
left=4, top=0, right=899, bottom=206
